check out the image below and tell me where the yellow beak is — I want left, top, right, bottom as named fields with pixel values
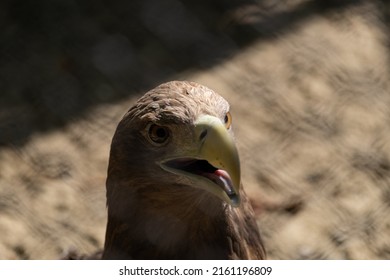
left=160, top=115, right=241, bottom=207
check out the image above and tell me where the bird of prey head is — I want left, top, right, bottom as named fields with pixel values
left=103, top=81, right=265, bottom=259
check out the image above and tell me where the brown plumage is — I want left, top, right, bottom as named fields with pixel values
left=102, top=81, right=265, bottom=259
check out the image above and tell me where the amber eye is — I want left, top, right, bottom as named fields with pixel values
left=224, top=112, right=232, bottom=129
left=147, top=124, right=170, bottom=145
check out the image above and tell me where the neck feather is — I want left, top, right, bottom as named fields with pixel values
left=103, top=182, right=265, bottom=259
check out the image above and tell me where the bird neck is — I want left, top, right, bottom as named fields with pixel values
left=103, top=183, right=237, bottom=259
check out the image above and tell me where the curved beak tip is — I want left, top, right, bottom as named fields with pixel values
left=229, top=194, right=241, bottom=207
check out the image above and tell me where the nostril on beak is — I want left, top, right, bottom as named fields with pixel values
left=199, top=129, right=208, bottom=141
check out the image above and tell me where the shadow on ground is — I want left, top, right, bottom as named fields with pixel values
left=0, top=0, right=366, bottom=146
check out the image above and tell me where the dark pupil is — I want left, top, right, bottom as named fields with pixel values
left=156, top=127, right=166, bottom=139
left=224, top=115, right=229, bottom=123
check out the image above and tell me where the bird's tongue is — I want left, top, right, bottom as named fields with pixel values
left=204, top=169, right=236, bottom=198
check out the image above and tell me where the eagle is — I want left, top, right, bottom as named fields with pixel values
left=102, top=81, right=265, bottom=259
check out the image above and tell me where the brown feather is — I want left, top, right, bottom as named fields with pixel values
left=102, top=81, right=265, bottom=259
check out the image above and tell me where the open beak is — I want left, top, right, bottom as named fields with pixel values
left=160, top=115, right=241, bottom=207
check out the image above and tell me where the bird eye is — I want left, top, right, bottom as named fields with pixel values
left=147, top=124, right=170, bottom=145
left=224, top=112, right=232, bottom=129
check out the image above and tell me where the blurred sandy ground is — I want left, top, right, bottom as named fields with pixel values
left=0, top=0, right=390, bottom=259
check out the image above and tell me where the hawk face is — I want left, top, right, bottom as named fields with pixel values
left=108, top=81, right=241, bottom=207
